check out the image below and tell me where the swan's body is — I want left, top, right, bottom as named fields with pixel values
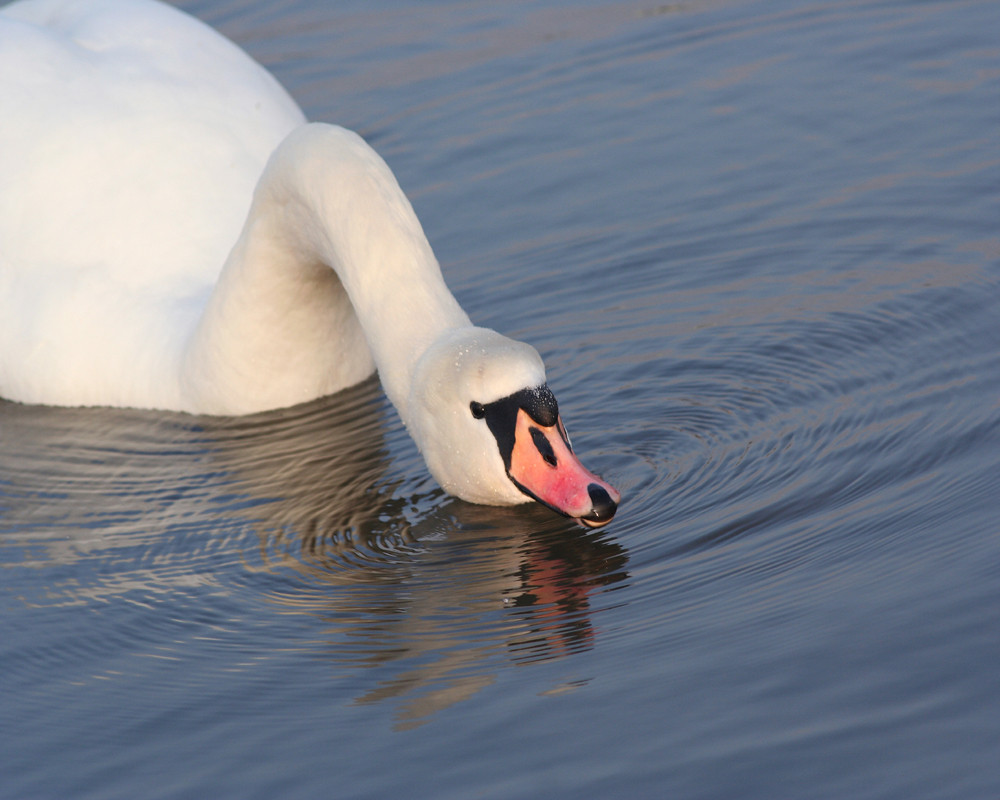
left=0, top=0, right=619, bottom=524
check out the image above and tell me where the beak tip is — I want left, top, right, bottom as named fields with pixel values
left=577, top=482, right=619, bottom=528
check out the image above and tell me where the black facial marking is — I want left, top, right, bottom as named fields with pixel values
left=471, top=384, right=560, bottom=472
left=530, top=426, right=558, bottom=467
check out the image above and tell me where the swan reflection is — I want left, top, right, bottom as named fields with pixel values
left=254, top=501, right=627, bottom=727
left=0, top=379, right=628, bottom=726
left=220, top=394, right=628, bottom=725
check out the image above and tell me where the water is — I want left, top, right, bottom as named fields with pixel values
left=2, top=0, right=999, bottom=797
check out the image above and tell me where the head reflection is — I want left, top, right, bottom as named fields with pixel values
left=4, top=376, right=628, bottom=731
left=11, top=376, right=629, bottom=730
left=250, top=500, right=628, bottom=728
left=221, top=400, right=629, bottom=729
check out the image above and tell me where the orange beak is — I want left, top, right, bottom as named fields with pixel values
left=474, top=384, right=620, bottom=527
left=507, top=408, right=620, bottom=528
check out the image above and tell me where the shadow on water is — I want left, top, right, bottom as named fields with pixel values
left=0, top=376, right=628, bottom=727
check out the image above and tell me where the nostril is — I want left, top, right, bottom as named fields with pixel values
left=580, top=483, right=617, bottom=527
left=530, top=426, right=558, bottom=467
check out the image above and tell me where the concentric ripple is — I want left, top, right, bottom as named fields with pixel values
left=1, top=372, right=631, bottom=726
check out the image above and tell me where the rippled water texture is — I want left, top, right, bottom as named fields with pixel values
left=3, top=0, right=999, bottom=797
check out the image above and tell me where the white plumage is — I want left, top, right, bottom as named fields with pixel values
left=0, top=0, right=619, bottom=522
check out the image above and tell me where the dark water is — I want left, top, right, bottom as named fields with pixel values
left=3, top=0, right=999, bottom=797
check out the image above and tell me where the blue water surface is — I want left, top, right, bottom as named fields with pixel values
left=2, top=0, right=999, bottom=797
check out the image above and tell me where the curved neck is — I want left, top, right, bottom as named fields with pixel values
left=182, top=123, right=470, bottom=416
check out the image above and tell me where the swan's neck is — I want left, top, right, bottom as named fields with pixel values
left=182, top=123, right=470, bottom=416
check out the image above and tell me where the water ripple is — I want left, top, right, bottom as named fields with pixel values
left=1, top=373, right=632, bottom=724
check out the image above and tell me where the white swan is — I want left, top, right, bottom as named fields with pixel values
left=0, top=0, right=619, bottom=525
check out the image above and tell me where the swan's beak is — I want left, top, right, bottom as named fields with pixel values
left=475, top=384, right=620, bottom=527
left=508, top=408, right=620, bottom=528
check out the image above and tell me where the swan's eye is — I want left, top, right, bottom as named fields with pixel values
left=470, top=401, right=486, bottom=419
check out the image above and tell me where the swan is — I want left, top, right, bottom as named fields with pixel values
left=0, top=0, right=619, bottom=526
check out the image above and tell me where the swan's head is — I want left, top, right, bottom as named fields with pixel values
left=408, top=328, right=619, bottom=527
